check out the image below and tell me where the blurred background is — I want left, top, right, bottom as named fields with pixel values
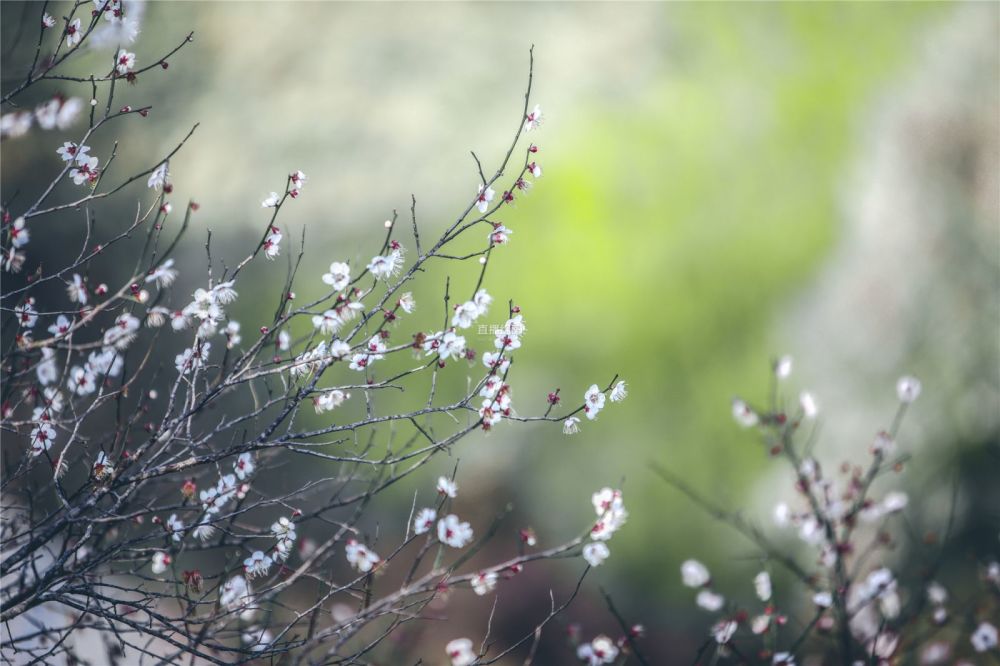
left=2, top=2, right=998, bottom=663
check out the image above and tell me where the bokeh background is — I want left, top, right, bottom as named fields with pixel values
left=2, top=2, right=998, bottom=663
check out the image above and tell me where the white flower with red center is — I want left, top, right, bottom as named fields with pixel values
left=451, top=301, right=480, bottom=329
left=475, top=184, right=495, bottom=214
left=65, top=18, right=82, bottom=47
left=349, top=336, right=386, bottom=371
left=482, top=351, right=509, bottom=374
left=582, top=542, right=610, bottom=567
left=489, top=224, right=512, bottom=245
left=528, top=161, right=542, bottom=178
left=151, top=551, right=171, bottom=575
left=67, top=365, right=97, bottom=396
left=681, top=559, right=710, bottom=588
left=69, top=155, right=99, bottom=185
left=330, top=339, right=351, bottom=359
left=436, top=476, right=458, bottom=498
left=413, top=508, right=436, bottom=535
left=313, top=389, right=348, bottom=413
left=471, top=570, right=498, bottom=596
left=93, top=451, right=114, bottom=480
left=104, top=313, right=140, bottom=350
left=263, top=227, right=282, bottom=260
left=446, top=638, right=476, bottom=666
left=436, top=331, right=466, bottom=361
left=243, top=550, right=272, bottom=579
left=234, top=452, right=255, bottom=480
left=261, top=192, right=280, bottom=208
left=610, top=380, right=627, bottom=403
left=42, top=13, right=56, bottom=28
left=47, top=314, right=73, bottom=339
left=321, top=261, right=351, bottom=291
left=712, top=619, right=737, bottom=643
left=29, top=422, right=56, bottom=456
left=66, top=273, right=88, bottom=305
left=971, top=622, right=998, bottom=652
left=577, top=635, right=618, bottom=665
left=731, top=398, right=758, bottom=427
left=145, top=258, right=178, bottom=288
left=289, top=170, right=306, bottom=197
left=175, top=342, right=211, bottom=374
left=437, top=514, right=473, bottom=548
left=523, top=104, right=543, bottom=132
left=15, top=301, right=37, bottom=328
left=57, top=141, right=89, bottom=163
left=583, top=384, right=605, bottom=421
left=896, top=375, right=921, bottom=403
left=366, top=249, right=404, bottom=280
left=10, top=217, right=28, bottom=248
left=114, top=49, right=135, bottom=76
left=752, top=614, right=771, bottom=635
left=345, top=539, right=380, bottom=573
left=166, top=514, right=184, bottom=542
left=562, top=416, right=580, bottom=435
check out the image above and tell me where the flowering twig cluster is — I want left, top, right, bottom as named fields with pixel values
left=660, top=358, right=999, bottom=664
left=0, top=7, right=634, bottom=664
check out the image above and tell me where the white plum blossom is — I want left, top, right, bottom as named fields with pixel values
left=321, top=261, right=351, bottom=291
left=577, top=635, right=618, bottom=665
left=437, top=514, right=473, bottom=548
left=610, top=380, right=628, bottom=403
left=220, top=575, right=252, bottom=611
left=971, top=622, right=998, bottom=652
left=42, top=12, right=56, bottom=28
left=452, top=302, right=481, bottom=330
left=896, top=375, right=922, bottom=403
left=366, top=249, right=404, bottom=280
left=223, top=320, right=242, bottom=348
left=489, top=224, right=512, bottom=245
left=314, top=389, right=348, bottom=413
left=437, top=476, right=458, bottom=498
left=36, top=348, right=58, bottom=385
left=312, top=310, right=343, bottom=335
left=591, top=488, right=628, bottom=541
left=345, top=539, right=380, bottom=573
left=471, top=570, right=498, bottom=596
left=681, top=559, right=711, bottom=588
left=445, top=638, right=476, bottom=666
left=523, top=104, right=543, bottom=132
left=289, top=170, right=306, bottom=196
left=243, top=550, right=273, bottom=579
left=69, top=155, right=99, bottom=185
left=413, top=508, right=436, bottom=535
left=799, top=391, right=818, bottom=419
left=712, top=619, right=737, bottom=643
left=115, top=49, right=135, bottom=75
left=166, top=514, right=184, bottom=542
left=349, top=336, right=386, bottom=371
left=263, top=227, right=282, bottom=260
left=234, top=452, right=255, bottom=480
left=150, top=551, right=170, bottom=575
left=67, top=365, right=97, bottom=396
left=175, top=342, right=211, bottom=374
left=583, top=384, right=605, bottom=421
left=15, top=301, right=37, bottom=328
left=562, top=416, right=581, bottom=435
left=242, top=627, right=274, bottom=652
left=65, top=18, right=82, bottom=47
left=475, top=184, right=495, bottom=214
left=10, top=217, right=28, bottom=248
left=754, top=571, right=772, bottom=601
left=271, top=517, right=297, bottom=561
left=66, top=273, right=88, bottom=305
left=431, top=331, right=467, bottom=361
left=147, top=162, right=168, bottom=189
left=731, top=398, right=758, bottom=427
left=698, top=589, right=725, bottom=612
left=528, top=161, right=542, bottom=178
left=583, top=542, right=610, bottom=567
left=397, top=292, right=415, bottom=313
left=145, top=258, right=178, bottom=287
left=775, top=355, right=793, bottom=379
left=813, top=591, right=833, bottom=608
left=261, top=192, right=280, bottom=208
left=277, top=329, right=291, bottom=351
left=29, top=422, right=56, bottom=456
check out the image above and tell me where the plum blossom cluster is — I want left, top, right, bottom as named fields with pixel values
left=663, top=358, right=999, bottom=663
